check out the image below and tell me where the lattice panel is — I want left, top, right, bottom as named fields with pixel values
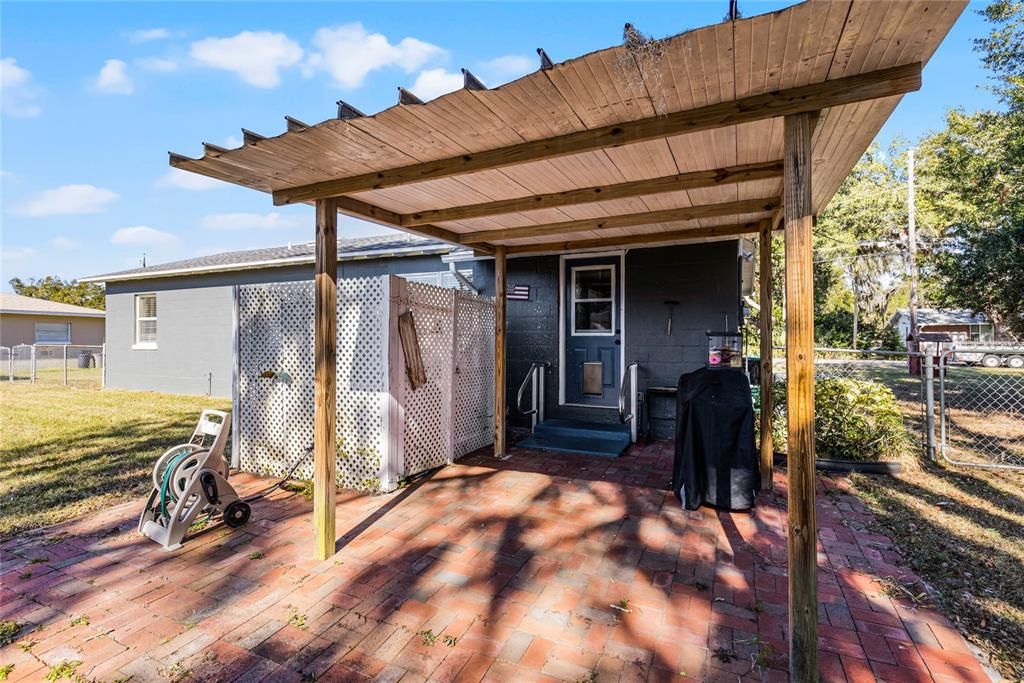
left=335, top=277, right=388, bottom=488
left=402, top=282, right=455, bottom=473
left=238, top=282, right=315, bottom=480
left=237, top=278, right=387, bottom=490
left=453, top=291, right=496, bottom=458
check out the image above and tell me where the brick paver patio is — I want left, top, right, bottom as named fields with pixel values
left=1, top=442, right=991, bottom=682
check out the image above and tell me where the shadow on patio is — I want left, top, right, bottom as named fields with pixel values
left=0, top=441, right=991, bottom=682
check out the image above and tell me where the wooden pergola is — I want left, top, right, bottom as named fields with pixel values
left=171, top=2, right=965, bottom=678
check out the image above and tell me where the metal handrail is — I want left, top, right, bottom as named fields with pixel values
left=516, top=362, right=548, bottom=416
left=618, top=362, right=638, bottom=423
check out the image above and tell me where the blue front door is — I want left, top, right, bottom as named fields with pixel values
left=564, top=256, right=621, bottom=406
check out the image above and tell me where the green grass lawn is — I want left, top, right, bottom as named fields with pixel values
left=0, top=384, right=229, bottom=537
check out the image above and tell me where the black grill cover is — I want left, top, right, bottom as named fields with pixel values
left=673, top=367, right=759, bottom=510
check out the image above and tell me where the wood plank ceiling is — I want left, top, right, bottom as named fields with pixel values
left=171, top=0, right=966, bottom=255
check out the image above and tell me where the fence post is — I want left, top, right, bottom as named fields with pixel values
left=63, top=345, right=69, bottom=385
left=30, top=346, right=36, bottom=383
left=924, top=352, right=936, bottom=461
left=8, top=349, right=12, bottom=382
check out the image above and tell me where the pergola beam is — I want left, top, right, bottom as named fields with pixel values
left=272, top=62, right=921, bottom=206
left=402, top=160, right=784, bottom=226
left=462, top=197, right=779, bottom=244
left=504, top=221, right=761, bottom=254
left=166, top=152, right=496, bottom=255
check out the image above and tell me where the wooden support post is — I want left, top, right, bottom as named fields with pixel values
left=493, top=245, right=507, bottom=458
left=784, top=112, right=817, bottom=681
left=759, top=220, right=774, bottom=492
left=313, top=198, right=338, bottom=561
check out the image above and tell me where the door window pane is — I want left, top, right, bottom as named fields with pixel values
left=575, top=302, right=612, bottom=332
left=574, top=268, right=612, bottom=300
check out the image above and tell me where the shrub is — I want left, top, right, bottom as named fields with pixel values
left=769, top=378, right=907, bottom=461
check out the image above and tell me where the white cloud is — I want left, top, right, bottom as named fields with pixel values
left=191, top=31, right=303, bottom=88
left=1, top=58, right=41, bottom=117
left=111, top=226, right=178, bottom=245
left=128, top=28, right=171, bottom=43
left=95, top=59, right=134, bottom=94
left=1, top=58, right=30, bottom=89
left=224, top=135, right=242, bottom=148
left=306, top=23, right=444, bottom=89
left=411, top=68, right=463, bottom=101
left=200, top=211, right=305, bottom=231
left=481, top=55, right=533, bottom=80
left=137, top=57, right=178, bottom=73
left=50, top=237, right=80, bottom=250
left=15, top=184, right=119, bottom=217
left=1, top=246, right=35, bottom=262
left=156, top=169, right=224, bottom=191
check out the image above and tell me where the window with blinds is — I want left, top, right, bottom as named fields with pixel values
left=35, top=322, right=71, bottom=344
left=135, top=294, right=157, bottom=346
left=399, top=269, right=473, bottom=289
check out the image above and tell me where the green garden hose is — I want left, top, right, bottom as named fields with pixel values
left=159, top=449, right=196, bottom=519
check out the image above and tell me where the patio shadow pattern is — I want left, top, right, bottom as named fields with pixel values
left=0, top=442, right=991, bottom=682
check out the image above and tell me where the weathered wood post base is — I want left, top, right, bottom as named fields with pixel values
left=784, top=112, right=818, bottom=681
left=313, top=199, right=338, bottom=561
left=494, top=245, right=507, bottom=458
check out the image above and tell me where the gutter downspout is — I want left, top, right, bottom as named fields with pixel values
left=449, top=262, right=480, bottom=294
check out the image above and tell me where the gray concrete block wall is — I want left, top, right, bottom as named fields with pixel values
left=624, top=241, right=740, bottom=438
left=104, top=254, right=453, bottom=396
left=471, top=242, right=739, bottom=436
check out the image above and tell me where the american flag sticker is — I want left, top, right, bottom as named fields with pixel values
left=506, top=285, right=530, bottom=300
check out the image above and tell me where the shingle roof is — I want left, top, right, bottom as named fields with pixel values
left=82, top=234, right=452, bottom=283
left=0, top=293, right=105, bottom=317
left=896, top=308, right=990, bottom=326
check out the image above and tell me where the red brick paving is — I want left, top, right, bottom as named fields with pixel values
left=0, top=441, right=992, bottom=682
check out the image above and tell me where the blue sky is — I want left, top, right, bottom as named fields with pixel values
left=0, top=1, right=1000, bottom=289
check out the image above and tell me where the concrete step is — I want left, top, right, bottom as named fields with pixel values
left=516, top=419, right=631, bottom=458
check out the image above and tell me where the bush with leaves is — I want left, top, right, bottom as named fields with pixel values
left=769, top=378, right=907, bottom=462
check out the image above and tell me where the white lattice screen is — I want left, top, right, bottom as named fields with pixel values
left=237, top=275, right=493, bottom=492
left=453, top=291, right=495, bottom=458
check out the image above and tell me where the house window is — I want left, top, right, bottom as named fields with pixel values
left=571, top=265, right=614, bottom=335
left=35, top=322, right=71, bottom=344
left=135, top=294, right=157, bottom=348
left=399, top=269, right=473, bottom=289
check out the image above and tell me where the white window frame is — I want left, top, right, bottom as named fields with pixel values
left=134, top=293, right=158, bottom=349
left=398, top=269, right=473, bottom=289
left=35, top=322, right=71, bottom=344
left=570, top=264, right=616, bottom=337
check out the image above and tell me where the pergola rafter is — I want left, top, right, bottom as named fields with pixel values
left=460, top=197, right=780, bottom=244
left=270, top=62, right=921, bottom=206
left=401, top=160, right=785, bottom=226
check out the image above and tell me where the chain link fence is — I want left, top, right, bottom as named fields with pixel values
left=771, top=347, right=927, bottom=449
left=939, top=350, right=1024, bottom=469
left=0, top=344, right=105, bottom=388
left=766, top=346, right=1024, bottom=470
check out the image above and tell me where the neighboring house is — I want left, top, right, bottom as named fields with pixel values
left=891, top=308, right=995, bottom=346
left=0, top=293, right=105, bottom=348
left=85, top=233, right=749, bottom=438
left=82, top=235, right=477, bottom=397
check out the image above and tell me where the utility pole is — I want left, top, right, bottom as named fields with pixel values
left=908, top=149, right=919, bottom=340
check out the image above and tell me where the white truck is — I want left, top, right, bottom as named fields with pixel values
left=951, top=340, right=1024, bottom=369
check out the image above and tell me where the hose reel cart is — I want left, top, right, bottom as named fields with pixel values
left=138, top=409, right=250, bottom=550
